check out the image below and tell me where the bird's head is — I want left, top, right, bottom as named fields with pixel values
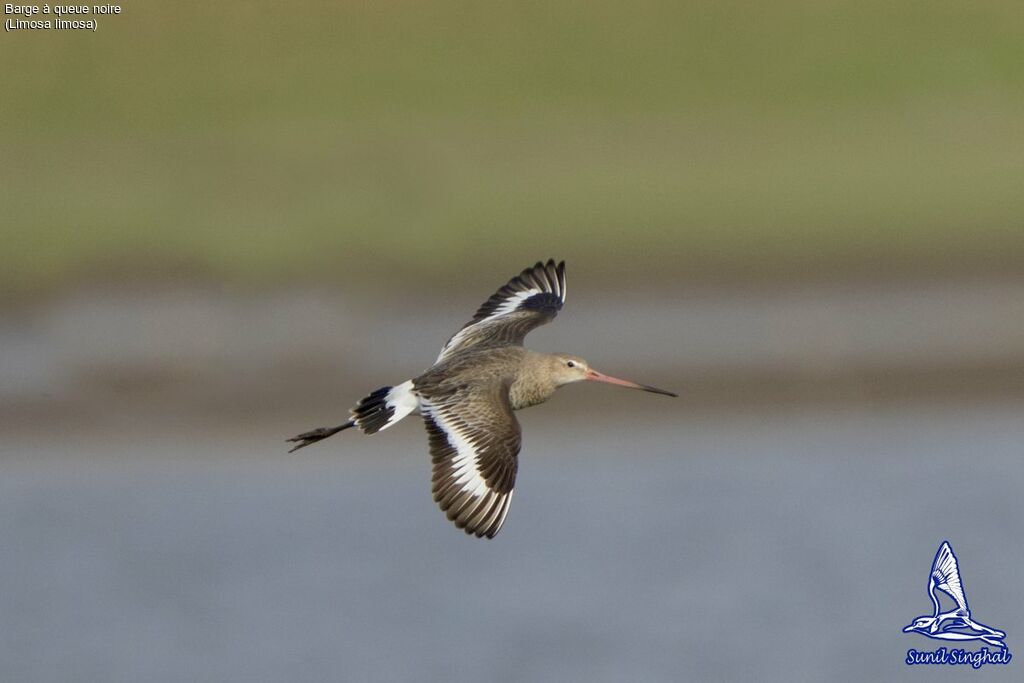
left=548, top=354, right=677, bottom=397
left=903, top=616, right=932, bottom=632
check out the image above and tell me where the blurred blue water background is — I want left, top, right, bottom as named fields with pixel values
left=2, top=391, right=1022, bottom=682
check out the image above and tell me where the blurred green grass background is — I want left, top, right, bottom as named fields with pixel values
left=2, top=1, right=1023, bottom=297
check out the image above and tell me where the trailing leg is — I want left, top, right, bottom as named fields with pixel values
left=287, top=421, right=354, bottom=452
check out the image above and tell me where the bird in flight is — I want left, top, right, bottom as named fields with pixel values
left=903, top=541, right=1007, bottom=649
left=287, top=260, right=676, bottom=538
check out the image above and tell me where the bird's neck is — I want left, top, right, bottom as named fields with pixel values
left=508, top=352, right=559, bottom=410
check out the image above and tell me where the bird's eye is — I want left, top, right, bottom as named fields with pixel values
left=566, top=361, right=575, bottom=368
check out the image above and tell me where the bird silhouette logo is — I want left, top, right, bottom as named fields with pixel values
left=903, top=541, right=1007, bottom=649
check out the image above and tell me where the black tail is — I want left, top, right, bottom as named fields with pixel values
left=286, top=421, right=354, bottom=453
left=350, top=385, right=395, bottom=434
left=287, top=384, right=406, bottom=453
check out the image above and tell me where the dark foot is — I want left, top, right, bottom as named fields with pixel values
left=286, top=422, right=353, bottom=452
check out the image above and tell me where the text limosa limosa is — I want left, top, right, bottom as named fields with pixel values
left=287, top=260, right=676, bottom=538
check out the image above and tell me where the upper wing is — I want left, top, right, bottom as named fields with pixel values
left=419, top=380, right=520, bottom=539
left=931, top=541, right=969, bottom=612
left=436, top=260, right=566, bottom=362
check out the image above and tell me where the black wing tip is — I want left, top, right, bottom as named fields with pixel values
left=452, top=512, right=502, bottom=539
left=444, top=490, right=512, bottom=539
left=525, top=259, right=565, bottom=284
left=529, top=258, right=564, bottom=270
left=519, top=259, right=566, bottom=300
left=468, top=259, right=567, bottom=324
left=469, top=526, right=499, bottom=539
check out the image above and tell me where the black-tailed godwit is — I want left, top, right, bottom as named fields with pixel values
left=288, top=260, right=676, bottom=538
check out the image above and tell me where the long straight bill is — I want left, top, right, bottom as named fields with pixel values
left=586, top=369, right=677, bottom=397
